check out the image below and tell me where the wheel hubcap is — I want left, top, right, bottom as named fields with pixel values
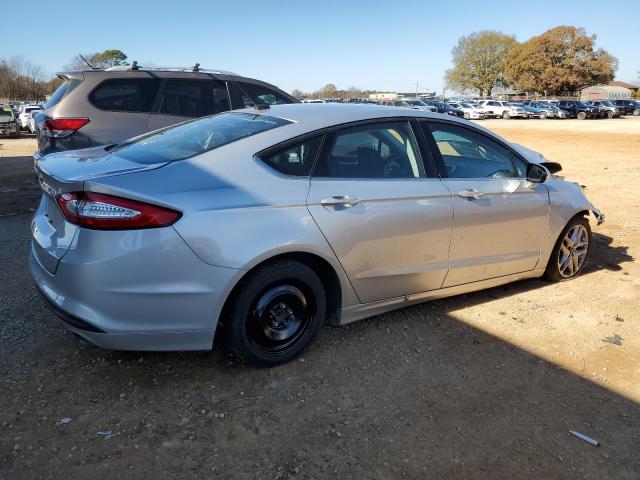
left=558, top=225, right=588, bottom=278
left=248, top=284, right=314, bottom=354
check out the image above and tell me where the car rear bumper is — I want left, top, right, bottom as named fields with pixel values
left=29, top=226, right=243, bottom=351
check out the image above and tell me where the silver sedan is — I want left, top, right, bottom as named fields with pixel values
left=30, top=104, right=604, bottom=366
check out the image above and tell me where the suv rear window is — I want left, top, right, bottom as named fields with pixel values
left=44, top=81, right=69, bottom=109
left=112, top=112, right=291, bottom=164
left=89, top=78, right=159, bottom=112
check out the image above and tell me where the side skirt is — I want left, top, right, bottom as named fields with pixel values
left=337, top=269, right=546, bottom=326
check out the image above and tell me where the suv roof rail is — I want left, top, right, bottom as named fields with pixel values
left=103, top=62, right=239, bottom=76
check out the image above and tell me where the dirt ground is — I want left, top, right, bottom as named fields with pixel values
left=0, top=119, right=638, bottom=479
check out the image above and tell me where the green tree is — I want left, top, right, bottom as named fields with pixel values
left=66, top=50, right=128, bottom=70
left=445, top=31, right=517, bottom=97
left=505, top=26, right=617, bottom=95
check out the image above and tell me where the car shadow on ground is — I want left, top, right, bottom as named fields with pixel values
left=3, top=223, right=637, bottom=478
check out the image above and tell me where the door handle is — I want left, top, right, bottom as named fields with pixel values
left=458, top=189, right=485, bottom=199
left=320, top=195, right=361, bottom=207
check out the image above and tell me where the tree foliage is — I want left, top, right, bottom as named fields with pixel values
left=445, top=31, right=517, bottom=96
left=66, top=49, right=128, bottom=70
left=505, top=26, right=617, bottom=95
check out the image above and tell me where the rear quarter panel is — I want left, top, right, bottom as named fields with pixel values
left=86, top=138, right=360, bottom=308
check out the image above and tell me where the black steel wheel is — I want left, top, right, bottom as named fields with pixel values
left=227, top=260, right=326, bottom=366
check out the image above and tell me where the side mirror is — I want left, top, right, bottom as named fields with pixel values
left=540, top=161, right=562, bottom=174
left=526, top=163, right=548, bottom=183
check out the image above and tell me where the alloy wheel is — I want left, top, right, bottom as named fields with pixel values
left=557, top=225, right=589, bottom=278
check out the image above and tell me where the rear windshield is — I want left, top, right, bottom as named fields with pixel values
left=44, top=81, right=69, bottom=109
left=112, top=112, right=292, bottom=164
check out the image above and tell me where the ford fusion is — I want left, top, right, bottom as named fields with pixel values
left=30, top=104, right=604, bottom=366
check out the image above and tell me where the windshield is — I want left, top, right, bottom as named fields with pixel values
left=0, top=108, right=14, bottom=120
left=112, top=112, right=291, bottom=164
left=599, top=100, right=613, bottom=106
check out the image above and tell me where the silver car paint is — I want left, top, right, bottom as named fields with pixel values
left=30, top=104, right=602, bottom=351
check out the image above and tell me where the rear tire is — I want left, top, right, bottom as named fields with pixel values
left=540, top=111, right=547, bottom=119
left=606, top=111, right=614, bottom=119
left=577, top=111, right=587, bottom=120
left=544, top=216, right=591, bottom=282
left=633, top=108, right=640, bottom=116
left=463, top=112, right=470, bottom=120
left=227, top=260, right=326, bottom=367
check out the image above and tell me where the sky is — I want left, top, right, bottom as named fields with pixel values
left=3, top=0, right=639, bottom=94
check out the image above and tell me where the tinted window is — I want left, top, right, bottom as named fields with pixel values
left=90, top=78, right=159, bottom=112
left=424, top=123, right=517, bottom=179
left=44, top=81, right=69, bottom=109
left=237, top=82, right=292, bottom=107
left=259, top=136, right=323, bottom=176
left=112, top=113, right=291, bottom=164
left=314, top=122, right=424, bottom=179
left=158, top=79, right=230, bottom=117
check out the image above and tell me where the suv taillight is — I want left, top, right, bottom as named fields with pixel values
left=56, top=192, right=181, bottom=230
left=41, top=118, right=90, bottom=138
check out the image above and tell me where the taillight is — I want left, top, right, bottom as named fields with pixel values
left=56, top=192, right=181, bottom=230
left=41, top=118, right=90, bottom=138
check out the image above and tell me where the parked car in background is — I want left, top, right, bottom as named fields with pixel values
left=18, top=105, right=42, bottom=129
left=447, top=102, right=486, bottom=120
left=477, top=100, right=527, bottom=119
left=34, top=65, right=299, bottom=155
left=517, top=103, right=545, bottom=118
left=424, top=101, right=464, bottom=117
left=28, top=110, right=41, bottom=133
left=610, top=99, right=640, bottom=116
left=522, top=101, right=561, bottom=119
left=0, top=107, right=21, bottom=137
left=554, top=100, right=601, bottom=120
left=394, top=99, right=437, bottom=112
left=30, top=103, right=603, bottom=366
left=584, top=100, right=621, bottom=118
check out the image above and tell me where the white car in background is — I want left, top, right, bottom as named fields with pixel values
left=448, top=102, right=486, bottom=120
left=477, top=100, right=527, bottom=119
left=18, top=105, right=42, bottom=129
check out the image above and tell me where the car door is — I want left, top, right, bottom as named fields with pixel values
left=148, top=78, right=231, bottom=131
left=307, top=120, right=453, bottom=303
left=420, top=120, right=549, bottom=287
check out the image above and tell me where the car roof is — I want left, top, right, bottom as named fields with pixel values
left=234, top=103, right=493, bottom=139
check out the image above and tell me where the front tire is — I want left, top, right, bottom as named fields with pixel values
left=227, top=260, right=326, bottom=366
left=540, top=111, right=547, bottom=119
left=606, top=111, right=614, bottom=119
left=545, top=216, right=591, bottom=282
left=502, top=111, right=510, bottom=119
left=633, top=108, right=640, bottom=116
left=577, top=111, right=587, bottom=120
left=463, top=112, right=470, bottom=120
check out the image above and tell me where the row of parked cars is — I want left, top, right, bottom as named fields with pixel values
left=392, top=98, right=640, bottom=120
left=0, top=103, right=44, bottom=137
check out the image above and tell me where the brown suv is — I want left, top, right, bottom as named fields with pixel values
left=35, top=64, right=298, bottom=154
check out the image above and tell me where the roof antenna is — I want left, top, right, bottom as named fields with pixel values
left=192, top=63, right=200, bottom=72
left=78, top=54, right=97, bottom=70
left=130, top=61, right=139, bottom=71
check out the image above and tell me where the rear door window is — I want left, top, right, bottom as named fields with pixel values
left=89, top=78, right=159, bottom=112
left=44, top=81, right=69, bottom=109
left=158, top=79, right=230, bottom=117
left=314, top=122, right=424, bottom=179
